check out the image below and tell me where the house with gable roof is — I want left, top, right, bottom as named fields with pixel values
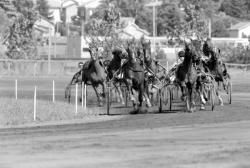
left=47, top=0, right=62, bottom=24
left=61, top=0, right=79, bottom=23
left=229, top=22, right=250, bottom=38
left=118, top=17, right=150, bottom=39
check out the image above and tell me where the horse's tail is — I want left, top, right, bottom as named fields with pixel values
left=65, top=70, right=82, bottom=102
left=65, top=83, right=72, bottom=104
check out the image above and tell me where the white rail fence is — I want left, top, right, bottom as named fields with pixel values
left=226, top=63, right=250, bottom=71
left=12, top=79, right=88, bottom=120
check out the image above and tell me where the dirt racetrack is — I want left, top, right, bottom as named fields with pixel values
left=0, top=69, right=250, bottom=168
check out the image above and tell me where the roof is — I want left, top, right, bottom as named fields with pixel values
left=117, top=21, right=150, bottom=39
left=78, top=0, right=102, bottom=8
left=120, top=17, right=135, bottom=27
left=229, top=22, right=250, bottom=30
left=47, top=0, right=102, bottom=9
left=61, top=0, right=79, bottom=8
left=47, top=0, right=62, bottom=8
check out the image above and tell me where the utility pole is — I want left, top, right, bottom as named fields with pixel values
left=208, top=18, right=211, bottom=38
left=146, top=0, right=162, bottom=53
left=48, top=28, right=51, bottom=74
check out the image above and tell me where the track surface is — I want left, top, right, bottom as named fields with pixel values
left=1, top=70, right=250, bottom=167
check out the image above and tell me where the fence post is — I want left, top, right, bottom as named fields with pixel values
left=15, top=79, right=17, bottom=100
left=81, top=83, right=83, bottom=107
left=75, top=83, right=78, bottom=115
left=34, top=86, right=37, bottom=121
left=52, top=80, right=55, bottom=103
left=84, top=84, right=87, bottom=109
left=33, top=62, right=37, bottom=76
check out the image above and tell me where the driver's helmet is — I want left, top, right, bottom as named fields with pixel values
left=78, top=62, right=84, bottom=69
left=178, top=50, right=185, bottom=58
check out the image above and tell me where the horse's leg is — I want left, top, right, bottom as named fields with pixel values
left=65, top=84, right=69, bottom=99
left=190, top=84, right=196, bottom=113
left=200, top=85, right=207, bottom=110
left=79, top=83, right=82, bottom=103
left=180, top=84, right=186, bottom=101
left=138, top=85, right=144, bottom=111
left=196, top=78, right=206, bottom=110
left=124, top=79, right=136, bottom=107
left=68, top=86, right=71, bottom=103
left=117, top=85, right=125, bottom=104
left=93, top=85, right=102, bottom=107
left=216, top=82, right=224, bottom=106
left=65, top=84, right=72, bottom=103
left=185, top=87, right=191, bottom=112
left=101, top=82, right=106, bottom=105
left=143, top=87, right=152, bottom=108
left=113, top=81, right=125, bottom=104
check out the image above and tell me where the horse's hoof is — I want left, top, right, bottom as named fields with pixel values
left=219, top=100, right=224, bottom=106
left=99, top=103, right=104, bottom=107
left=190, top=107, right=196, bottom=113
left=181, top=96, right=186, bottom=101
left=201, top=97, right=206, bottom=105
left=130, top=109, right=139, bottom=114
left=200, top=105, right=205, bottom=110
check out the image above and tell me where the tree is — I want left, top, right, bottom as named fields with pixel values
left=0, top=8, right=10, bottom=42
left=212, top=20, right=229, bottom=37
left=0, top=0, right=17, bottom=17
left=219, top=0, right=247, bottom=18
left=91, top=0, right=152, bottom=35
left=85, top=4, right=124, bottom=59
left=157, top=2, right=182, bottom=36
left=36, top=0, right=49, bottom=18
left=4, top=0, right=39, bottom=59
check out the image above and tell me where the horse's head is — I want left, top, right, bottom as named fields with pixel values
left=126, top=42, right=137, bottom=63
left=112, top=48, right=128, bottom=60
left=210, top=47, right=221, bottom=61
left=141, top=40, right=151, bottom=61
left=184, top=42, right=199, bottom=62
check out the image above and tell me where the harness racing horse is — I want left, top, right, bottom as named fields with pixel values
left=107, top=48, right=128, bottom=104
left=175, top=42, right=198, bottom=112
left=65, top=58, right=107, bottom=106
left=203, top=48, right=229, bottom=106
left=141, top=40, right=168, bottom=105
left=122, top=42, right=151, bottom=112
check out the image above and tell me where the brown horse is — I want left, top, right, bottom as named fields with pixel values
left=107, top=48, right=128, bottom=104
left=203, top=48, right=229, bottom=106
left=141, top=40, right=169, bottom=105
left=175, top=42, right=198, bottom=112
left=65, top=58, right=107, bottom=106
left=122, top=42, right=151, bottom=111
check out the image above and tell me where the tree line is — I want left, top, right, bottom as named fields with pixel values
left=1, top=0, right=250, bottom=59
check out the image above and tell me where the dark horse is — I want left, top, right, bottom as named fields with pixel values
left=107, top=48, right=128, bottom=104
left=65, top=56, right=107, bottom=106
left=122, top=42, right=151, bottom=111
left=141, top=40, right=168, bottom=105
left=203, top=47, right=228, bottom=106
left=175, top=42, right=198, bottom=112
